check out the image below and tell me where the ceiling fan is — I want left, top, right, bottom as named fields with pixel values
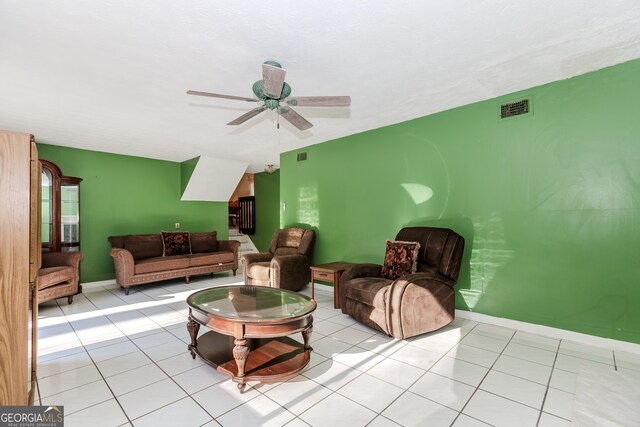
left=187, top=60, right=351, bottom=131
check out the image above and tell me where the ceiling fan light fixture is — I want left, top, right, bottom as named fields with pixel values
left=264, top=164, right=278, bottom=174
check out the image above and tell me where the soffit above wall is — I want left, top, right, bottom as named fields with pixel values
left=181, top=156, right=248, bottom=202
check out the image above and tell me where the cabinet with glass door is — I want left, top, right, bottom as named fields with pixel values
left=40, top=159, right=81, bottom=253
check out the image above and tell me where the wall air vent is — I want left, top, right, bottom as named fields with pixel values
left=500, top=98, right=530, bottom=119
left=297, top=152, right=307, bottom=161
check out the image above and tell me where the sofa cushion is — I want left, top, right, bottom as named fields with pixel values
left=381, top=240, right=421, bottom=280
left=134, top=255, right=190, bottom=275
left=161, top=231, right=192, bottom=256
left=187, top=251, right=234, bottom=267
left=124, top=234, right=163, bottom=260
left=246, top=261, right=271, bottom=281
left=108, top=235, right=125, bottom=249
left=190, top=231, right=218, bottom=253
left=38, top=266, right=74, bottom=290
left=343, top=277, right=392, bottom=309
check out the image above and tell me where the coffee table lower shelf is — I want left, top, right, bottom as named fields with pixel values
left=189, top=331, right=311, bottom=389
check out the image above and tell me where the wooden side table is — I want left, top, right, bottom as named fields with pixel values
left=310, top=262, right=355, bottom=309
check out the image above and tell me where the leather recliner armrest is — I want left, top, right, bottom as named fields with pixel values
left=270, top=255, right=310, bottom=289
left=241, top=252, right=273, bottom=265
left=386, top=272, right=456, bottom=338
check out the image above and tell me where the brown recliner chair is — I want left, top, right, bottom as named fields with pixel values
left=37, top=251, right=83, bottom=304
left=339, top=227, right=464, bottom=339
left=241, top=228, right=315, bottom=292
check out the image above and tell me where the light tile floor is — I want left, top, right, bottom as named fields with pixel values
left=33, top=274, right=640, bottom=427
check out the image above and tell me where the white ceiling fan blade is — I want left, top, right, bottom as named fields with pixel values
left=286, top=96, right=351, bottom=107
left=187, top=90, right=256, bottom=102
left=278, top=106, right=313, bottom=131
left=262, top=64, right=286, bottom=98
left=227, top=107, right=266, bottom=125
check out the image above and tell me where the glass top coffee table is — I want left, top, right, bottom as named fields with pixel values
left=186, top=285, right=316, bottom=391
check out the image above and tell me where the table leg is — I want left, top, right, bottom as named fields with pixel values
left=311, top=277, right=315, bottom=301
left=187, top=318, right=200, bottom=359
left=233, top=338, right=249, bottom=390
left=333, top=272, right=341, bottom=309
left=302, top=324, right=313, bottom=351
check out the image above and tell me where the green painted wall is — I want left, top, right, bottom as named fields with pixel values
left=36, top=145, right=228, bottom=283
left=251, top=170, right=280, bottom=251
left=281, top=58, right=640, bottom=344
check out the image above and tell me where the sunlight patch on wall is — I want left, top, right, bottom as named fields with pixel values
left=459, top=289, right=483, bottom=310
left=469, top=213, right=514, bottom=296
left=400, top=183, right=434, bottom=204
left=297, top=185, right=320, bottom=227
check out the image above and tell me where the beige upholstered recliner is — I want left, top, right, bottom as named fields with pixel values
left=241, top=228, right=316, bottom=292
left=339, top=227, right=464, bottom=339
left=37, top=251, right=83, bottom=304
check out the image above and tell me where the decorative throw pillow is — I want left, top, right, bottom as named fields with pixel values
left=161, top=231, right=192, bottom=256
left=381, top=240, right=421, bottom=280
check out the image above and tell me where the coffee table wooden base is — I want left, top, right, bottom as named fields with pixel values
left=189, top=330, right=311, bottom=390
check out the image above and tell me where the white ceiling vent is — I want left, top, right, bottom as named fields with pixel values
left=500, top=98, right=531, bottom=119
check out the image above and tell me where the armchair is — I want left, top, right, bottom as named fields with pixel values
left=241, top=228, right=316, bottom=292
left=37, top=251, right=83, bottom=304
left=339, top=227, right=464, bottom=339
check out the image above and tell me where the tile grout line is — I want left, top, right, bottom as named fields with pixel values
left=51, top=293, right=134, bottom=424
left=40, top=280, right=627, bottom=427
left=89, top=286, right=223, bottom=424
left=53, top=285, right=215, bottom=423
left=326, top=322, right=481, bottom=424
left=449, top=323, right=517, bottom=426
left=535, top=338, right=563, bottom=426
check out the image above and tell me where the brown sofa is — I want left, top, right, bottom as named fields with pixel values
left=37, top=251, right=83, bottom=304
left=108, top=231, right=240, bottom=294
left=241, top=228, right=315, bottom=292
left=339, top=227, right=465, bottom=339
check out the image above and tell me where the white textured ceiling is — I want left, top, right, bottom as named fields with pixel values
left=1, top=1, right=640, bottom=172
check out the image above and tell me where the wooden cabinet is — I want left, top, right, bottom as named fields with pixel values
left=0, top=130, right=41, bottom=405
left=40, top=159, right=82, bottom=253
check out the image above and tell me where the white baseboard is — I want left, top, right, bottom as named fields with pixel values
left=81, top=279, right=117, bottom=291
left=456, top=310, right=640, bottom=355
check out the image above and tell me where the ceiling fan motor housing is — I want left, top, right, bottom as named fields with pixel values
left=252, top=80, right=291, bottom=109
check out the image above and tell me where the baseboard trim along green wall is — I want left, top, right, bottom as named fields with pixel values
left=36, top=144, right=228, bottom=282
left=280, top=58, right=640, bottom=344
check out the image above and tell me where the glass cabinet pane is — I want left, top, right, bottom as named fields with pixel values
left=41, top=169, right=53, bottom=245
left=61, top=184, right=79, bottom=244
